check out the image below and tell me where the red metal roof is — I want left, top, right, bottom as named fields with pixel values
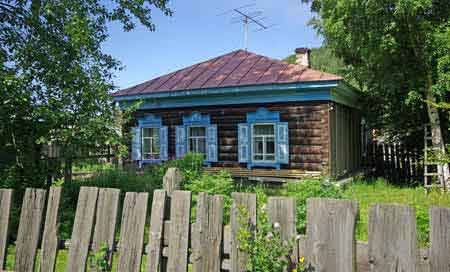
left=113, top=49, right=342, bottom=97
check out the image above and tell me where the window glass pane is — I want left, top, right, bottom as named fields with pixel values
left=252, top=124, right=276, bottom=162
left=254, top=155, right=263, bottom=161
left=253, top=137, right=264, bottom=154
left=189, top=138, right=196, bottom=153
left=141, top=127, right=160, bottom=160
left=142, top=139, right=151, bottom=154
left=265, top=155, right=275, bottom=161
left=152, top=128, right=159, bottom=138
left=254, top=124, right=275, bottom=135
left=152, top=138, right=160, bottom=154
left=198, top=138, right=206, bottom=154
left=142, top=128, right=151, bottom=137
left=266, top=137, right=275, bottom=154
left=190, top=127, right=206, bottom=137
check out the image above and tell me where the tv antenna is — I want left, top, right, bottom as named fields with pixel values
left=218, top=4, right=275, bottom=50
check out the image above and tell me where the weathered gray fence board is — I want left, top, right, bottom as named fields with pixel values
left=267, top=197, right=297, bottom=241
left=15, top=188, right=47, bottom=272
left=429, top=206, right=450, bottom=272
left=230, top=192, right=256, bottom=272
left=167, top=190, right=191, bottom=272
left=0, top=189, right=12, bottom=269
left=368, top=204, right=417, bottom=272
left=223, top=225, right=231, bottom=255
left=192, top=193, right=224, bottom=272
left=66, top=187, right=99, bottom=272
left=163, top=168, right=183, bottom=196
left=146, top=190, right=167, bottom=272
left=117, top=192, right=148, bottom=272
left=306, top=198, right=358, bottom=272
left=92, top=188, right=120, bottom=268
left=268, top=196, right=297, bottom=269
left=40, top=187, right=62, bottom=272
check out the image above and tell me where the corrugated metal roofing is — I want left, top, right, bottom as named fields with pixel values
left=113, top=49, right=342, bottom=97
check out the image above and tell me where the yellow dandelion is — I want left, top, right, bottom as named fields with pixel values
left=299, top=256, right=305, bottom=264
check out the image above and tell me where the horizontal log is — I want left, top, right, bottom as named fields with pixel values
left=291, top=146, right=323, bottom=155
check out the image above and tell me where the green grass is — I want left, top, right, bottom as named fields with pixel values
left=4, top=246, right=150, bottom=271
left=342, top=179, right=450, bottom=247
left=72, top=161, right=116, bottom=173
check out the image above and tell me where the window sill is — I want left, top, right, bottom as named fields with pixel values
left=247, top=162, right=281, bottom=170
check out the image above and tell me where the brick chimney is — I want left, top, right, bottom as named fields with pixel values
left=295, top=47, right=311, bottom=68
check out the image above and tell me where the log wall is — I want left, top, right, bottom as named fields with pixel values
left=135, top=101, right=361, bottom=175
left=135, top=101, right=331, bottom=172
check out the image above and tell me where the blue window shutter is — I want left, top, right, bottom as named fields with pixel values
left=175, top=125, right=186, bottom=158
left=160, top=126, right=168, bottom=161
left=277, top=122, right=289, bottom=164
left=131, top=127, right=141, bottom=161
left=238, top=123, right=250, bottom=163
left=206, top=124, right=218, bottom=162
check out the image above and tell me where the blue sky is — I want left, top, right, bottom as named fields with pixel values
left=103, top=0, right=322, bottom=90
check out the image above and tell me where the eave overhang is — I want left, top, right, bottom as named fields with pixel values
left=113, top=80, right=360, bottom=110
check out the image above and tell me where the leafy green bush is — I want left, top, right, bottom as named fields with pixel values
left=141, top=152, right=204, bottom=186
left=237, top=205, right=294, bottom=272
left=184, top=170, right=235, bottom=223
left=237, top=195, right=317, bottom=272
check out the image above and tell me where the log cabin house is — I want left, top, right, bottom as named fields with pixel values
left=113, top=48, right=361, bottom=181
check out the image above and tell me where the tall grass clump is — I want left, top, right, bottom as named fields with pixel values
left=343, top=178, right=450, bottom=246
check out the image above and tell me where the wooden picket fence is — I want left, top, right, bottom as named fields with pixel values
left=0, top=187, right=450, bottom=272
left=364, top=142, right=424, bottom=184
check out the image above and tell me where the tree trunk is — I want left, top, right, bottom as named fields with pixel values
left=426, top=76, right=450, bottom=188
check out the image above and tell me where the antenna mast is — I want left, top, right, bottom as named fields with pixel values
left=218, top=4, right=274, bottom=50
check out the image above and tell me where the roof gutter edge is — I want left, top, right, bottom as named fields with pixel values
left=112, top=80, right=341, bottom=102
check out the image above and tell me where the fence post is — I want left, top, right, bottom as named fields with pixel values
left=305, top=198, right=358, bottom=272
left=146, top=190, right=167, bottom=272
left=15, top=188, right=47, bottom=272
left=40, top=187, right=62, bottom=272
left=230, top=192, right=257, bottom=272
left=429, top=206, right=450, bottom=272
left=117, top=192, right=148, bottom=272
left=192, top=192, right=224, bottom=272
left=368, top=204, right=417, bottom=272
left=92, top=188, right=120, bottom=268
left=0, top=189, right=12, bottom=270
left=267, top=196, right=297, bottom=269
left=67, top=187, right=99, bottom=272
left=163, top=168, right=183, bottom=196
left=167, top=190, right=191, bottom=272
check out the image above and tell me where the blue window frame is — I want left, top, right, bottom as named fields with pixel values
left=238, top=108, right=289, bottom=169
left=131, top=114, right=168, bottom=167
left=175, top=112, right=218, bottom=165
